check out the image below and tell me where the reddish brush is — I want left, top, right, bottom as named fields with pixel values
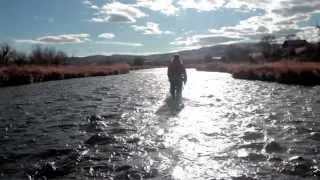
left=196, top=61, right=320, bottom=86
left=0, top=64, right=130, bottom=87
left=230, top=61, right=320, bottom=86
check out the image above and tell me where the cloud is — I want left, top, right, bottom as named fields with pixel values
left=131, top=22, right=173, bottom=35
left=170, top=34, right=244, bottom=47
left=82, top=0, right=99, bottom=9
left=169, top=45, right=202, bottom=53
left=90, top=17, right=109, bottom=23
left=171, top=0, right=319, bottom=49
left=176, top=0, right=268, bottom=12
left=90, top=2, right=147, bottom=23
left=177, top=0, right=225, bottom=11
left=16, top=34, right=90, bottom=44
left=176, top=0, right=320, bottom=20
left=272, top=0, right=320, bottom=17
left=98, top=33, right=115, bottom=39
left=205, top=8, right=320, bottom=44
left=296, top=26, right=320, bottom=42
left=95, top=41, right=143, bottom=47
left=135, top=0, right=179, bottom=15
left=81, top=51, right=159, bottom=56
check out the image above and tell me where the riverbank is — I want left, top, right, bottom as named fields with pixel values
left=0, top=64, right=130, bottom=87
left=130, top=65, right=166, bottom=70
left=197, top=61, right=320, bottom=86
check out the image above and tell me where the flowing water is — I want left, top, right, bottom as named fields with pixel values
left=0, top=68, right=320, bottom=180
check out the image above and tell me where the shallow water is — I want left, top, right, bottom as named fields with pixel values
left=0, top=68, right=320, bottom=179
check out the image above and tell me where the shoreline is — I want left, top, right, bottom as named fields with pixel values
left=0, top=64, right=130, bottom=87
left=2, top=61, right=319, bottom=87
left=196, top=62, right=320, bottom=86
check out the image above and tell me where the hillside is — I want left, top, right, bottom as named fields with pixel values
left=66, top=43, right=261, bottom=65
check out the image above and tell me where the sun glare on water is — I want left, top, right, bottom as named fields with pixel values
left=154, top=69, right=246, bottom=179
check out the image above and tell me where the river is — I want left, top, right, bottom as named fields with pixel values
left=0, top=68, right=320, bottom=179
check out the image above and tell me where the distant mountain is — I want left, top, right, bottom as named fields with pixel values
left=66, top=43, right=261, bottom=65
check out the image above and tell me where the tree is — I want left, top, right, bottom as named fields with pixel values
left=203, top=55, right=213, bottom=63
left=29, top=45, right=67, bottom=65
left=53, top=50, right=67, bottom=65
left=260, top=35, right=276, bottom=59
left=133, top=57, right=145, bottom=66
left=315, top=24, right=320, bottom=59
left=13, top=52, right=28, bottom=66
left=0, top=43, right=15, bottom=65
left=317, top=24, right=320, bottom=41
left=286, top=34, right=296, bottom=40
left=223, top=45, right=250, bottom=63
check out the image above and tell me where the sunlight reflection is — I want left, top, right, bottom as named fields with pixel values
left=160, top=69, right=246, bottom=179
left=146, top=68, right=263, bottom=179
left=172, top=166, right=185, bottom=179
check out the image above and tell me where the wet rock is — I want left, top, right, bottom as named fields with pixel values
left=127, top=137, right=140, bottom=144
left=114, top=168, right=157, bottom=180
left=232, top=175, right=256, bottom=180
left=102, top=114, right=121, bottom=119
left=242, top=131, right=264, bottom=141
left=27, top=161, right=69, bottom=179
left=114, top=170, right=142, bottom=180
left=207, top=95, right=214, bottom=98
left=88, top=115, right=104, bottom=124
left=238, top=142, right=264, bottom=151
left=34, top=162, right=65, bottom=178
left=264, top=141, right=284, bottom=153
left=115, top=165, right=132, bottom=172
left=26, top=150, right=82, bottom=179
left=268, top=156, right=283, bottom=162
left=109, top=128, right=134, bottom=134
left=310, top=132, right=320, bottom=141
left=85, top=134, right=115, bottom=145
left=244, top=153, right=267, bottom=161
left=280, top=156, right=319, bottom=177
left=313, top=168, right=320, bottom=176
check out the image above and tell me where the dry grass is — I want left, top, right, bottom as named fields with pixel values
left=0, top=64, right=130, bottom=86
left=198, top=61, right=320, bottom=86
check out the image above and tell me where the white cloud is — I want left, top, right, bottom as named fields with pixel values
left=84, top=0, right=320, bottom=52
left=131, top=22, right=173, bottom=35
left=170, top=33, right=245, bottom=47
left=170, top=36, right=198, bottom=46
left=169, top=45, right=202, bottom=53
left=16, top=40, right=40, bottom=44
left=176, top=0, right=320, bottom=19
left=82, top=0, right=99, bottom=9
left=135, top=0, right=179, bottom=15
left=96, top=41, right=143, bottom=47
left=204, top=0, right=319, bottom=43
left=177, top=0, right=224, bottom=11
left=91, top=2, right=147, bottom=23
left=204, top=6, right=320, bottom=45
left=16, top=34, right=90, bottom=44
left=81, top=51, right=159, bottom=56
left=90, top=17, right=109, bottom=23
left=272, top=0, right=320, bottom=17
left=177, top=0, right=268, bottom=12
left=295, top=26, right=320, bottom=42
left=98, top=33, right=115, bottom=39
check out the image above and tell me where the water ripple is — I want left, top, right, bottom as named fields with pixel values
left=0, top=68, right=319, bottom=179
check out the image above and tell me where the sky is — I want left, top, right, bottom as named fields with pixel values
left=0, top=0, right=319, bottom=57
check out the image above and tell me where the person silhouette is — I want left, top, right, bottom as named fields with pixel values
left=167, top=55, right=187, bottom=99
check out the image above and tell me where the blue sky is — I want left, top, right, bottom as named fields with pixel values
left=0, top=0, right=319, bottom=56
